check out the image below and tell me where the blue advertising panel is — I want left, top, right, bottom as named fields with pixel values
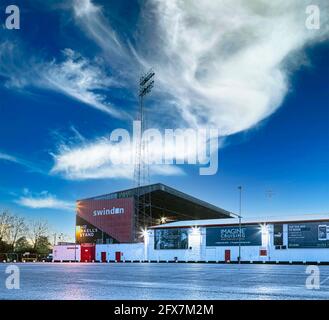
left=288, top=222, right=329, bottom=248
left=206, top=225, right=262, bottom=246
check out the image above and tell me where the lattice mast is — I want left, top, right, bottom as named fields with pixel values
left=133, top=70, right=155, bottom=239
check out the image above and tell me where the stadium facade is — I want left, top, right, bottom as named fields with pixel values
left=53, top=184, right=329, bottom=263
left=75, top=183, right=233, bottom=244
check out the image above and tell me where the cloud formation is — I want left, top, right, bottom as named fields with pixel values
left=42, top=49, right=127, bottom=118
left=0, top=43, right=127, bottom=118
left=17, top=190, right=74, bottom=210
left=0, top=151, right=45, bottom=174
left=2, top=1, right=329, bottom=180
left=138, top=0, right=329, bottom=134
left=50, top=130, right=186, bottom=180
left=0, top=152, right=19, bottom=163
left=71, top=0, right=329, bottom=135
left=49, top=0, right=329, bottom=180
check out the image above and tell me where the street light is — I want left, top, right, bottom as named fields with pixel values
left=238, top=186, right=242, bottom=264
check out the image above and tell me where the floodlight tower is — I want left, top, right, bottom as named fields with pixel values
left=134, top=69, right=155, bottom=240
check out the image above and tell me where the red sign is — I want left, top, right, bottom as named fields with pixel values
left=76, top=198, right=134, bottom=243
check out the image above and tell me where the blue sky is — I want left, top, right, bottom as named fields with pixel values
left=0, top=0, right=328, bottom=240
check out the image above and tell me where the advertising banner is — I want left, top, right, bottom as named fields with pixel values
left=75, top=216, right=116, bottom=244
left=288, top=222, right=329, bottom=248
left=274, top=224, right=284, bottom=246
left=154, top=228, right=189, bottom=250
left=206, top=225, right=262, bottom=246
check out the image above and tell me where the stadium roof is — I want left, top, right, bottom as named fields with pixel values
left=79, top=183, right=234, bottom=221
left=151, top=213, right=329, bottom=229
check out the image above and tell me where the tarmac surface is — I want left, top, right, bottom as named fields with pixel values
left=0, top=263, right=328, bottom=300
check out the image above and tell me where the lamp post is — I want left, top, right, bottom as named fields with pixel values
left=134, top=69, right=155, bottom=238
left=75, top=228, right=77, bottom=263
left=238, top=186, right=242, bottom=264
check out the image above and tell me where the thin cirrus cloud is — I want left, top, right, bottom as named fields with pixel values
left=0, top=151, right=46, bottom=175
left=137, top=0, right=329, bottom=134
left=40, top=49, right=128, bottom=119
left=0, top=43, right=128, bottom=119
left=16, top=190, right=74, bottom=211
left=72, top=0, right=329, bottom=134
left=50, top=133, right=186, bottom=180
left=0, top=152, right=19, bottom=163
left=48, top=0, right=329, bottom=181
left=1, top=1, right=329, bottom=181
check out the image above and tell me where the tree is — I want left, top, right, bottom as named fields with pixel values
left=14, top=236, right=32, bottom=254
left=35, top=236, right=52, bottom=255
left=7, top=216, right=27, bottom=250
left=0, top=240, right=11, bottom=253
left=29, top=220, right=49, bottom=251
left=0, top=210, right=13, bottom=243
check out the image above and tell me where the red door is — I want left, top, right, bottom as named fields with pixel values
left=225, top=250, right=231, bottom=263
left=115, top=251, right=121, bottom=262
left=101, top=252, right=107, bottom=263
left=81, top=244, right=95, bottom=262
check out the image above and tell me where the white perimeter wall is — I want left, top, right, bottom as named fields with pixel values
left=52, top=223, right=329, bottom=262
left=146, top=225, right=329, bottom=262
left=96, top=243, right=144, bottom=262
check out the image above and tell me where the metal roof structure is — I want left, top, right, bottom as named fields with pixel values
left=150, top=213, right=329, bottom=229
left=79, top=183, right=234, bottom=221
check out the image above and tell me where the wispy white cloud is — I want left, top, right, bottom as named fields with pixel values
left=0, top=151, right=45, bottom=174
left=71, top=0, right=329, bottom=135
left=0, top=43, right=128, bottom=119
left=16, top=190, right=74, bottom=211
left=72, top=0, right=131, bottom=68
left=137, top=0, right=329, bottom=134
left=2, top=1, right=329, bottom=181
left=0, top=152, right=19, bottom=163
left=50, top=132, right=186, bottom=180
left=41, top=49, right=127, bottom=119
